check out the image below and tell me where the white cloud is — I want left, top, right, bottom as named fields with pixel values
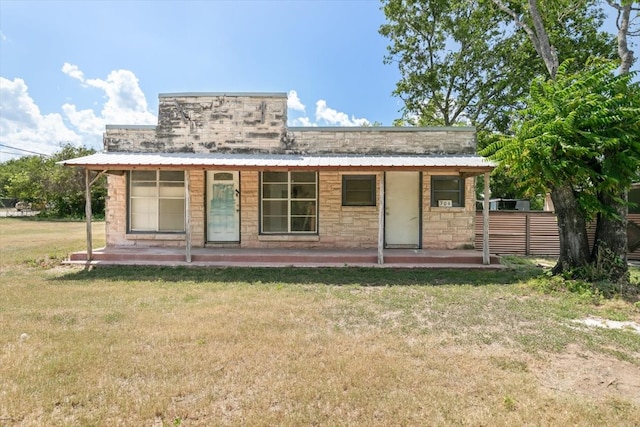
left=290, top=116, right=317, bottom=127
left=287, top=91, right=370, bottom=128
left=315, top=100, right=370, bottom=126
left=0, top=77, right=82, bottom=159
left=0, top=64, right=157, bottom=161
left=287, top=90, right=305, bottom=112
left=61, top=62, right=85, bottom=82
left=61, top=64, right=156, bottom=127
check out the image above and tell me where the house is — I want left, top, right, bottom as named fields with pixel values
left=61, top=92, right=495, bottom=265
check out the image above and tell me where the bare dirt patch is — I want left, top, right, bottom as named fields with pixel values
left=535, top=344, right=640, bottom=404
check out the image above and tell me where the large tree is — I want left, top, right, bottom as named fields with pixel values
left=489, top=0, right=638, bottom=280
left=380, top=0, right=616, bottom=133
left=381, top=0, right=637, bottom=281
left=591, top=0, right=639, bottom=280
left=482, top=60, right=640, bottom=278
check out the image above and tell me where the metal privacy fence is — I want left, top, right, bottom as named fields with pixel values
left=475, top=211, right=640, bottom=261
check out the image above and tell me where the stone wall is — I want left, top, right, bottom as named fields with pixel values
left=422, top=175, right=476, bottom=249
left=287, top=128, right=476, bottom=155
left=103, top=93, right=476, bottom=155
left=105, top=93, right=288, bottom=153
left=105, top=170, right=476, bottom=250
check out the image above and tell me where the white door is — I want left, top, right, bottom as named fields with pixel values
left=207, top=171, right=239, bottom=242
left=385, top=171, right=420, bottom=248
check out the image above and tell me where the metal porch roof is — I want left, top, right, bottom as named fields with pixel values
left=59, top=152, right=495, bottom=173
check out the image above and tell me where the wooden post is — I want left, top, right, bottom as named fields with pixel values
left=185, top=170, right=192, bottom=263
left=483, top=171, right=490, bottom=265
left=85, top=168, right=93, bottom=264
left=378, top=172, right=385, bottom=264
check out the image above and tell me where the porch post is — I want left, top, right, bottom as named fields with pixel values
left=85, top=168, right=93, bottom=263
left=185, top=170, right=192, bottom=263
left=483, top=171, right=490, bottom=265
left=378, top=172, right=385, bottom=264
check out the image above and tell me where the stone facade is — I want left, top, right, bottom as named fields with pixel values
left=104, top=93, right=475, bottom=155
left=102, top=92, right=481, bottom=250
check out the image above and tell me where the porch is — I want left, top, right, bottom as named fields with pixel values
left=64, top=247, right=502, bottom=269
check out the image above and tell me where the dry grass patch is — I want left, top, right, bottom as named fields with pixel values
left=1, top=218, right=640, bottom=425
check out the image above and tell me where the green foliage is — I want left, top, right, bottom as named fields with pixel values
left=482, top=59, right=640, bottom=221
left=0, top=144, right=106, bottom=218
left=380, top=0, right=616, bottom=134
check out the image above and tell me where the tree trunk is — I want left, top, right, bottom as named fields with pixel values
left=593, top=1, right=634, bottom=283
left=551, top=183, right=591, bottom=275
left=592, top=191, right=629, bottom=282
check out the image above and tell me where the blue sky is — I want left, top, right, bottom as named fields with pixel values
left=0, top=0, right=635, bottom=161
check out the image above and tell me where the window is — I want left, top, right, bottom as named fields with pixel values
left=261, top=171, right=317, bottom=233
left=129, top=170, right=185, bottom=232
left=342, top=175, right=376, bottom=206
left=431, top=176, right=465, bottom=207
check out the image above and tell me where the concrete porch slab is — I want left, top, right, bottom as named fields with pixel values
left=64, top=247, right=503, bottom=269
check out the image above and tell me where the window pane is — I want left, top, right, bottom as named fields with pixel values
left=131, top=181, right=158, bottom=197
left=291, top=216, right=316, bottom=232
left=214, top=172, right=233, bottom=181
left=262, top=171, right=287, bottom=183
left=263, top=200, right=288, bottom=216
left=291, top=184, right=316, bottom=199
left=433, top=178, right=461, bottom=191
left=263, top=216, right=288, bottom=233
left=434, top=191, right=460, bottom=202
left=130, top=198, right=158, bottom=230
left=263, top=184, right=288, bottom=199
left=291, top=200, right=315, bottom=215
left=291, top=171, right=316, bottom=183
left=159, top=199, right=185, bottom=231
left=131, top=170, right=156, bottom=181
left=343, top=175, right=375, bottom=206
left=160, top=171, right=184, bottom=182
left=159, top=182, right=185, bottom=197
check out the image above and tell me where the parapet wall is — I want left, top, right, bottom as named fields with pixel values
left=103, top=93, right=476, bottom=154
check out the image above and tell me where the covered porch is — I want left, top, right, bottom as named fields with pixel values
left=60, top=152, right=496, bottom=267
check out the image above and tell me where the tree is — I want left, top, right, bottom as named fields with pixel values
left=380, top=0, right=616, bottom=133
left=0, top=144, right=106, bottom=218
left=380, top=0, right=617, bottom=201
left=591, top=0, right=639, bottom=280
left=490, top=0, right=638, bottom=281
left=482, top=59, right=640, bottom=278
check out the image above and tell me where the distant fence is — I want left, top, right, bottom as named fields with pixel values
left=475, top=211, right=640, bottom=261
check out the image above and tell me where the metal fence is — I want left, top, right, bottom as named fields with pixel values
left=475, top=211, right=640, bottom=261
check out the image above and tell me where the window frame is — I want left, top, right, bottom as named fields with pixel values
left=431, top=175, right=465, bottom=208
left=128, top=170, right=186, bottom=233
left=260, top=171, right=318, bottom=234
left=342, top=174, right=377, bottom=206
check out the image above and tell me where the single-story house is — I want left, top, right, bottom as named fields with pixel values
left=61, top=92, right=495, bottom=264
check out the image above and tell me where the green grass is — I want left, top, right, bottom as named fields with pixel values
left=1, top=217, right=639, bottom=426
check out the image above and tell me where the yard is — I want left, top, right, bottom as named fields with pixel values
left=1, top=217, right=639, bottom=426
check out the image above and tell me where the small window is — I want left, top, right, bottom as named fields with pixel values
left=431, top=176, right=464, bottom=207
left=342, top=175, right=376, bottom=206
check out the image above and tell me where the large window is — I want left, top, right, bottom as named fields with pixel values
left=431, top=176, right=465, bottom=207
left=261, top=171, right=317, bottom=233
left=129, top=170, right=185, bottom=232
left=342, top=175, right=376, bottom=206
